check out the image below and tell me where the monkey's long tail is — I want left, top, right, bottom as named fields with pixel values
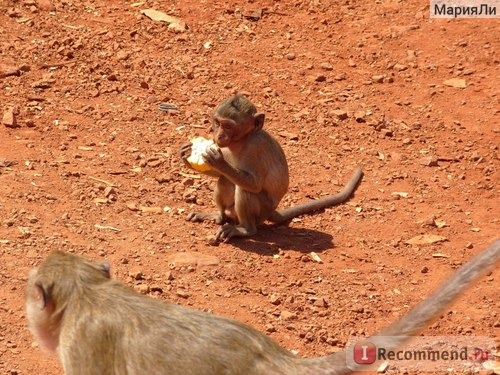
left=269, top=167, right=364, bottom=224
left=299, top=239, right=500, bottom=375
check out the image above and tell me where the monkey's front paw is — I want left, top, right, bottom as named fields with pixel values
left=202, top=145, right=227, bottom=171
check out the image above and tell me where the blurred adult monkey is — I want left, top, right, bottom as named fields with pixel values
left=27, top=240, right=499, bottom=375
left=180, top=94, right=364, bottom=242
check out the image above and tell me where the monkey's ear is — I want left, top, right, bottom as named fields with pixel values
left=33, top=282, right=50, bottom=310
left=254, top=112, right=265, bottom=131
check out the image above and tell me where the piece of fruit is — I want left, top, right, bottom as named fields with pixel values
left=187, top=137, right=215, bottom=172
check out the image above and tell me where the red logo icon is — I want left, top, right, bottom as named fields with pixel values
left=353, top=341, right=377, bottom=364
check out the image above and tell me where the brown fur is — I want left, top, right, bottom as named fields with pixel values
left=26, top=240, right=499, bottom=375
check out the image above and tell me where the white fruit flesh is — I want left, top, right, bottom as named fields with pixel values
left=187, top=137, right=215, bottom=172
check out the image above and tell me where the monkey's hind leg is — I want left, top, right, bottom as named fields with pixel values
left=187, top=177, right=236, bottom=225
left=215, top=189, right=274, bottom=242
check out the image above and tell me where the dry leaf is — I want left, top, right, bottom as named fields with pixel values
left=443, top=78, right=467, bottom=88
left=94, top=224, right=121, bottom=232
left=405, top=234, right=448, bottom=245
left=140, top=8, right=187, bottom=32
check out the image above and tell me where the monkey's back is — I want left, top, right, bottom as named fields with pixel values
left=60, top=281, right=301, bottom=375
left=242, top=130, right=289, bottom=207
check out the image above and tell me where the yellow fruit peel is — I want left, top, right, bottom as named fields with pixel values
left=187, top=137, right=215, bottom=172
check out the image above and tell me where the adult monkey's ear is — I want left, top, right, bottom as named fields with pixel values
left=253, top=112, right=265, bottom=131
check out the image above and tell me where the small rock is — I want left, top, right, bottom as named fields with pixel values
left=281, top=310, right=297, bottom=320
left=354, top=111, right=366, bottom=122
left=394, top=63, right=408, bottom=71
left=37, top=0, right=55, bottom=11
left=181, top=177, right=195, bottom=186
left=0, top=62, right=23, bottom=78
left=150, top=284, right=163, bottom=293
left=372, top=75, right=385, bottom=83
left=319, top=62, right=333, bottom=71
left=443, top=78, right=467, bottom=88
left=315, top=74, right=327, bottom=82
left=381, top=129, right=393, bottom=137
left=176, top=290, right=190, bottom=298
left=470, top=151, right=481, bottom=161
left=332, top=109, right=348, bottom=120
left=465, top=242, right=474, bottom=249
left=116, top=50, right=130, bottom=61
left=147, top=159, right=163, bottom=167
left=402, top=138, right=412, bottom=145
left=313, top=297, right=328, bottom=308
left=183, top=188, right=197, bottom=203
left=126, top=202, right=139, bottom=211
left=265, top=324, right=276, bottom=333
left=421, top=266, right=429, bottom=274
left=2, top=109, right=17, bottom=128
left=103, top=186, right=115, bottom=197
left=286, top=53, right=296, bottom=60
left=269, top=294, right=281, bottom=305
left=155, top=174, right=170, bottom=183
left=419, top=155, right=439, bottom=167
left=309, top=252, right=323, bottom=263
left=278, top=131, right=299, bottom=141
left=129, top=270, right=144, bottom=280
left=351, top=305, right=364, bottom=313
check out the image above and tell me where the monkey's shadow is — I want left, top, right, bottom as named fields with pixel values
left=228, top=224, right=334, bottom=255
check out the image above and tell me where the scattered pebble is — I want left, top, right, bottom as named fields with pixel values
left=2, top=108, right=17, bottom=128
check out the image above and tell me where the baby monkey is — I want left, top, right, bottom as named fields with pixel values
left=27, top=240, right=499, bottom=375
left=180, top=94, right=364, bottom=242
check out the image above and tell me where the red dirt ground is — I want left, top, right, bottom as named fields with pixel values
left=0, top=0, right=498, bottom=374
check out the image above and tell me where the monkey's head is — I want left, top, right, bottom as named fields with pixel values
left=212, top=94, right=265, bottom=148
left=26, top=251, right=111, bottom=351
